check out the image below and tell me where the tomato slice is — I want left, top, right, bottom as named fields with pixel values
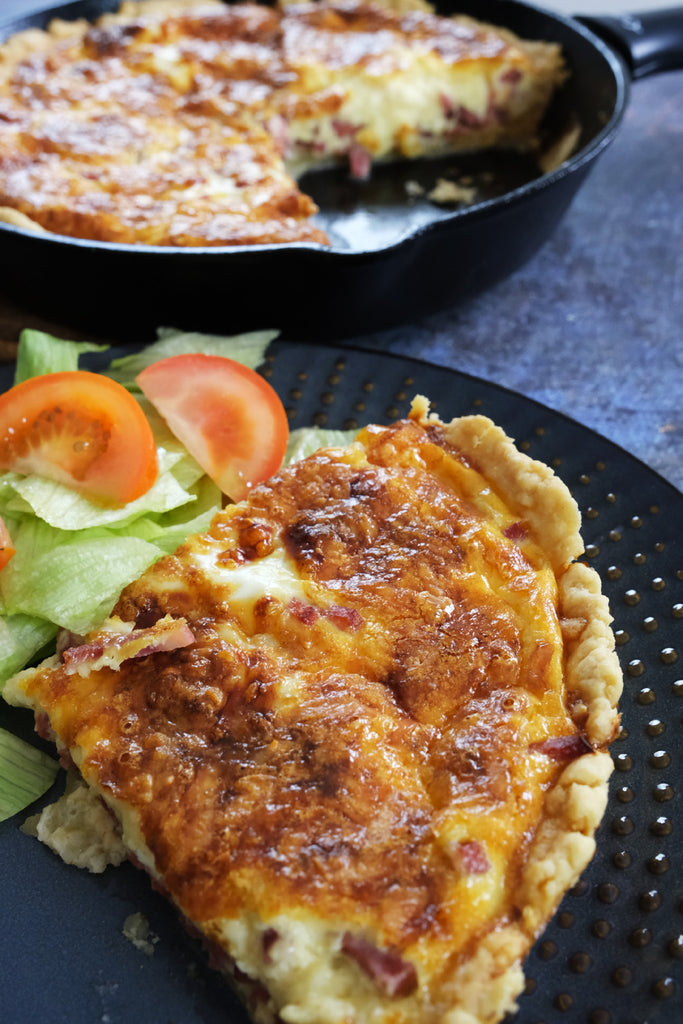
left=0, top=371, right=158, bottom=506
left=0, top=515, right=15, bottom=570
left=136, top=353, right=289, bottom=502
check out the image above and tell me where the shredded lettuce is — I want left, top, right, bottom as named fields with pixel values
left=0, top=727, right=58, bottom=822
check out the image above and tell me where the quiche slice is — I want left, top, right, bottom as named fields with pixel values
left=5, top=398, right=622, bottom=1024
left=0, top=0, right=565, bottom=246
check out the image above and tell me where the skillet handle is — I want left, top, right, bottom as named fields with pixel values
left=578, top=7, right=683, bottom=78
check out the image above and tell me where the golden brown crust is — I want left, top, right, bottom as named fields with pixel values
left=0, top=0, right=565, bottom=247
left=5, top=404, right=620, bottom=1024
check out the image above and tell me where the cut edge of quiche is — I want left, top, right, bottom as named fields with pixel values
left=4, top=396, right=622, bottom=1024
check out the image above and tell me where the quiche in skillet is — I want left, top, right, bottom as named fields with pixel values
left=5, top=397, right=622, bottom=1024
left=0, top=0, right=565, bottom=246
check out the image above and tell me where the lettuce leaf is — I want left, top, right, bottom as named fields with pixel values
left=14, top=329, right=109, bottom=384
left=285, top=426, right=359, bottom=465
left=0, top=727, right=59, bottom=822
left=105, top=328, right=278, bottom=388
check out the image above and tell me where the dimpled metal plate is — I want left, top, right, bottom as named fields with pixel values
left=0, top=341, right=681, bottom=1024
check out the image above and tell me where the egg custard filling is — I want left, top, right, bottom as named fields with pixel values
left=5, top=398, right=622, bottom=1024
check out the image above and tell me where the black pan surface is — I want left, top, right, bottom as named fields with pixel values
left=0, top=341, right=682, bottom=1024
left=0, top=0, right=636, bottom=337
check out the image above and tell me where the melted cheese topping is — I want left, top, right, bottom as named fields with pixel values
left=5, top=410, right=614, bottom=1024
left=0, top=0, right=564, bottom=245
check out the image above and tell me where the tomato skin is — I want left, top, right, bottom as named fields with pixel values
left=136, top=353, right=289, bottom=501
left=0, top=371, right=158, bottom=506
left=0, top=515, right=15, bottom=570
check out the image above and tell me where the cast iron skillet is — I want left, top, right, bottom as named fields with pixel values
left=0, top=0, right=681, bottom=339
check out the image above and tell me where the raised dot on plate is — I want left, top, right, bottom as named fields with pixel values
left=650, top=750, right=671, bottom=768
left=633, top=552, right=647, bottom=565
left=553, top=993, right=573, bottom=1011
left=648, top=853, right=670, bottom=875
left=652, top=977, right=676, bottom=999
left=660, top=647, right=679, bottom=665
left=569, top=952, right=592, bottom=973
left=637, top=687, right=656, bottom=704
left=615, top=629, right=630, bottom=645
left=630, top=516, right=643, bottom=529
left=612, top=815, right=634, bottom=836
left=598, top=882, right=620, bottom=904
left=650, top=816, right=672, bottom=836
left=673, top=679, right=683, bottom=696
left=651, top=576, right=666, bottom=590
left=629, top=927, right=652, bottom=948
left=654, top=782, right=674, bottom=802
left=613, top=850, right=632, bottom=869
left=611, top=966, right=633, bottom=987
left=668, top=935, right=683, bottom=959
left=640, top=889, right=662, bottom=911
left=627, top=660, right=645, bottom=677
left=616, top=786, right=635, bottom=803
left=592, top=919, right=611, bottom=939
left=642, top=616, right=658, bottom=632
left=673, top=604, right=683, bottom=619
left=538, top=940, right=557, bottom=960
left=609, top=531, right=622, bottom=542
left=624, top=589, right=641, bottom=605
left=647, top=719, right=666, bottom=736
left=557, top=912, right=574, bottom=928
left=614, top=753, right=632, bottom=771
left=589, top=1010, right=611, bottom=1024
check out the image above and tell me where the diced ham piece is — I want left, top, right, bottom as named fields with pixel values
left=530, top=734, right=593, bottom=761
left=289, top=598, right=363, bottom=631
left=348, top=142, right=372, bottom=180
left=456, top=840, right=491, bottom=875
left=439, top=92, right=456, bottom=118
left=341, top=932, right=418, bottom=998
left=503, top=521, right=528, bottom=541
left=325, top=605, right=363, bottom=632
left=501, top=67, right=523, bottom=84
left=62, top=616, right=194, bottom=671
left=332, top=118, right=361, bottom=138
left=289, top=598, right=320, bottom=625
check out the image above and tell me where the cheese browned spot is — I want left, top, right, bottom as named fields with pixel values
left=5, top=399, right=621, bottom=1024
left=0, top=0, right=565, bottom=246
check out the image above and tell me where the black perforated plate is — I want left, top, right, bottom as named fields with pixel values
left=0, top=341, right=681, bottom=1024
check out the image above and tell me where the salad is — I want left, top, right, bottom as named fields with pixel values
left=0, top=327, right=355, bottom=820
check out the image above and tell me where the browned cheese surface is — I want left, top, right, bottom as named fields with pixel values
left=23, top=418, right=580, bottom=963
